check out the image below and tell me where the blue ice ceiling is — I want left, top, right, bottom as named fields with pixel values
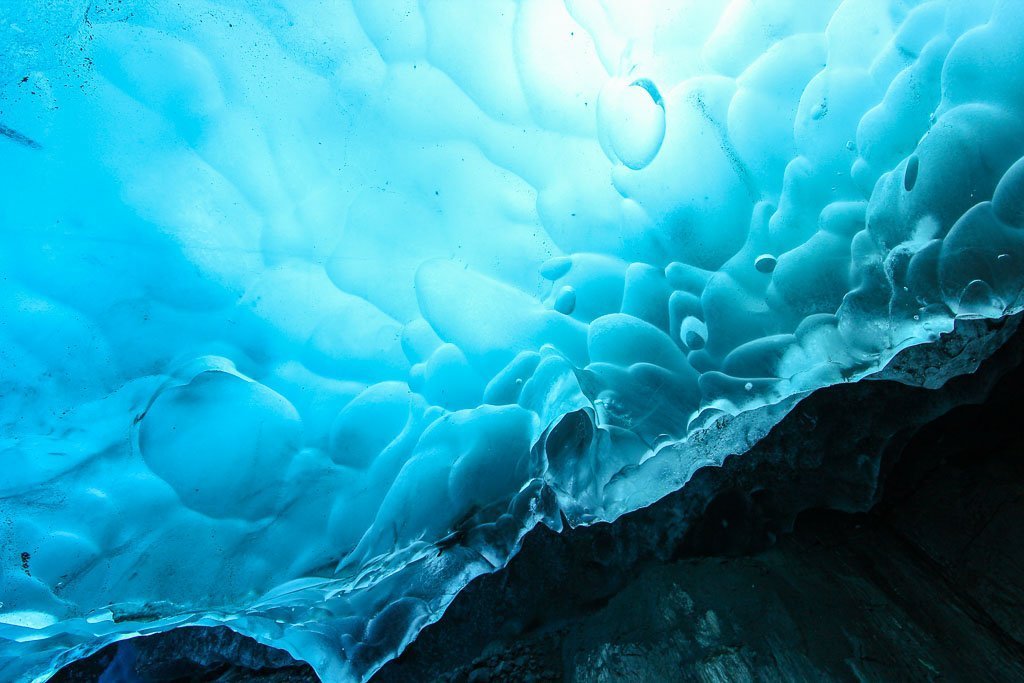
left=3, top=0, right=1024, bottom=680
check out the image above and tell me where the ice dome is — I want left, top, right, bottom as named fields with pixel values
left=3, top=0, right=1024, bottom=680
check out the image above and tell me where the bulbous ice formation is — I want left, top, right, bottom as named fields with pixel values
left=598, top=77, right=666, bottom=169
left=3, top=1, right=1024, bottom=680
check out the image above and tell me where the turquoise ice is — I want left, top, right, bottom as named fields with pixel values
left=3, top=0, right=1024, bottom=680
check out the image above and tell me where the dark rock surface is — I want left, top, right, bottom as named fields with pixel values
left=50, top=624, right=312, bottom=682
left=55, top=317, right=1024, bottom=682
left=373, top=318, right=1024, bottom=683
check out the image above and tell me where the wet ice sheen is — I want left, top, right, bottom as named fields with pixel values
left=3, top=1, right=1024, bottom=681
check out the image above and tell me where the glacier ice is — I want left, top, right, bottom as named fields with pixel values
left=3, top=0, right=1024, bottom=680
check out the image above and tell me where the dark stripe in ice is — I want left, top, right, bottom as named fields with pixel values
left=0, top=124, right=42, bottom=150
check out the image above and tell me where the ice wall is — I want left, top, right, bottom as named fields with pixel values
left=2, top=1, right=1024, bottom=680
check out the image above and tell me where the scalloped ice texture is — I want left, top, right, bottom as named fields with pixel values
left=2, top=0, right=1024, bottom=680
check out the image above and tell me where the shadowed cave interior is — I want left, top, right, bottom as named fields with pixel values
left=54, top=317, right=1024, bottom=682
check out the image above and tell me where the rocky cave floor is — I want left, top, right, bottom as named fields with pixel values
left=56, top=323, right=1024, bottom=683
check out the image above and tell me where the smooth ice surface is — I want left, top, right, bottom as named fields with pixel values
left=3, top=1, right=1024, bottom=680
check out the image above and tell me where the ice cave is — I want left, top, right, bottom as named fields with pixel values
left=3, top=1, right=1024, bottom=681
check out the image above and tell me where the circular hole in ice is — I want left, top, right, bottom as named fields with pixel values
left=598, top=77, right=666, bottom=171
left=904, top=155, right=920, bottom=192
left=754, top=254, right=777, bottom=273
left=680, top=316, right=708, bottom=351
